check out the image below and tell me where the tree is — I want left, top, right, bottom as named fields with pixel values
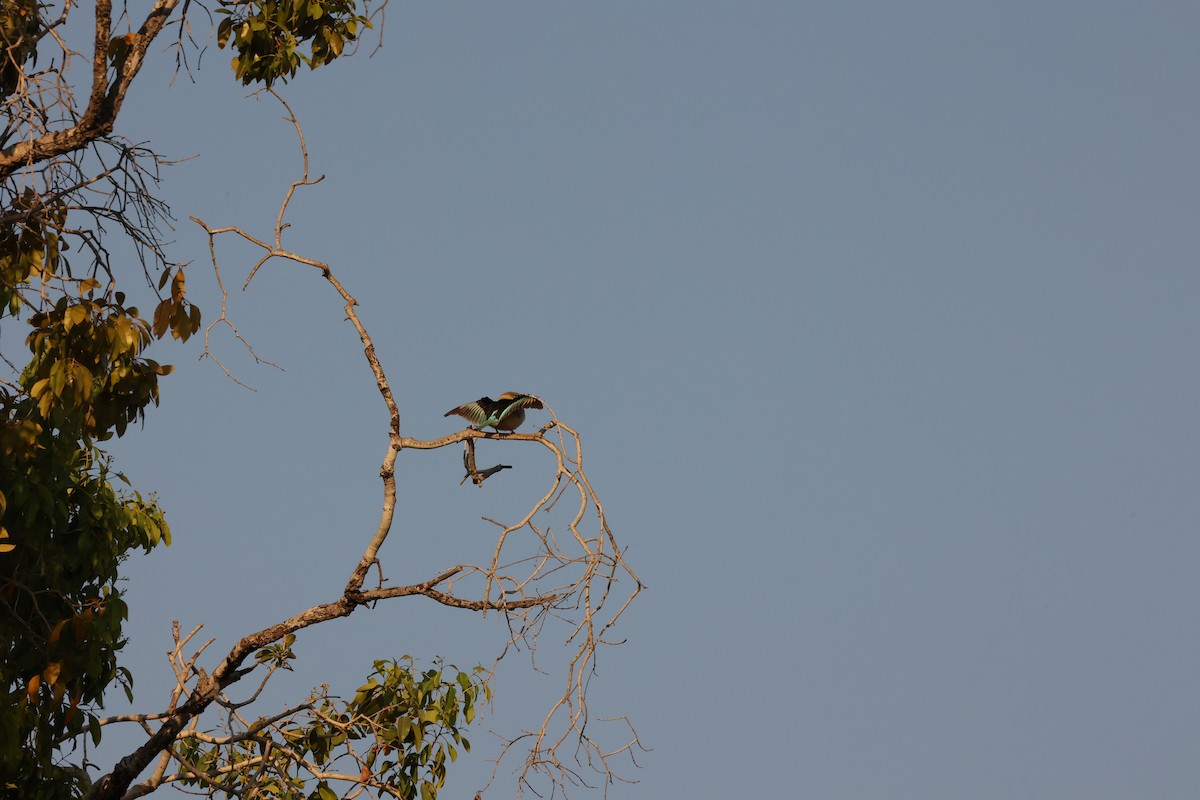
left=0, top=3, right=642, bottom=798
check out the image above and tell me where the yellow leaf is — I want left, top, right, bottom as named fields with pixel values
left=72, top=364, right=94, bottom=401
left=152, top=299, right=172, bottom=339
left=64, top=304, right=88, bottom=332
left=49, top=360, right=66, bottom=396
left=113, top=315, right=136, bottom=353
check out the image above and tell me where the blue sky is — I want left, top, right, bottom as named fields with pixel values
left=97, top=3, right=1200, bottom=798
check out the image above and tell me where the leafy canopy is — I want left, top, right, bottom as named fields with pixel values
left=217, top=0, right=373, bottom=86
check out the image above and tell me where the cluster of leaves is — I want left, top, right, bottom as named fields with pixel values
left=1, top=199, right=181, bottom=795
left=0, top=0, right=41, bottom=102
left=174, top=656, right=489, bottom=800
left=24, top=295, right=173, bottom=438
left=216, top=0, right=372, bottom=86
left=4, top=195, right=200, bottom=439
left=0, top=394, right=171, bottom=798
left=0, top=189, right=64, bottom=317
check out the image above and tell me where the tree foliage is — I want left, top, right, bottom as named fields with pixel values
left=216, top=0, right=372, bottom=86
left=172, top=654, right=489, bottom=800
left=2, top=157, right=176, bottom=800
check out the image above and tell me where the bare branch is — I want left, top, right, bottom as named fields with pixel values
left=87, top=87, right=641, bottom=800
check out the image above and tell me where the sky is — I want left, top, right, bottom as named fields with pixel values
left=89, top=2, right=1200, bottom=798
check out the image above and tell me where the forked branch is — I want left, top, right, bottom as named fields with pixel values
left=90, top=93, right=642, bottom=798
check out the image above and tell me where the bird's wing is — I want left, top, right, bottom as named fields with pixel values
left=444, top=397, right=495, bottom=425
left=498, top=394, right=544, bottom=421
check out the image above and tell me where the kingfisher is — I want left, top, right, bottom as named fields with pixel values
left=444, top=392, right=544, bottom=433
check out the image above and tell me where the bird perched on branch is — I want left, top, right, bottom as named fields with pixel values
left=444, top=392, right=544, bottom=433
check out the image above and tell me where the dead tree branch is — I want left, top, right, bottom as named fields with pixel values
left=80, top=78, right=641, bottom=800
left=180, top=94, right=643, bottom=797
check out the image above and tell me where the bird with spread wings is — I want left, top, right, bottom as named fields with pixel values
left=444, top=391, right=544, bottom=432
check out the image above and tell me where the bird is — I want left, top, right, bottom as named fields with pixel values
left=444, top=391, right=544, bottom=433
